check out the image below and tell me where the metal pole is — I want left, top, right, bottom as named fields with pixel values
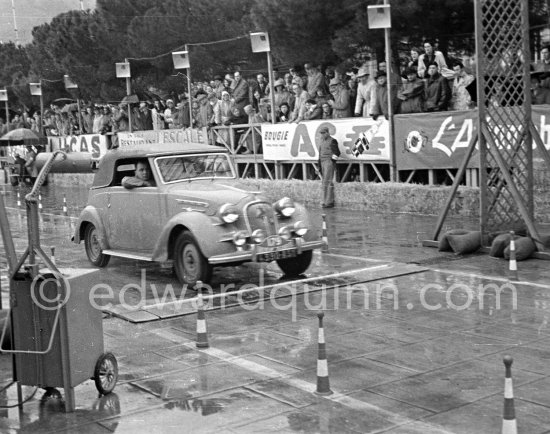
left=185, top=45, right=193, bottom=128
left=125, top=58, right=132, bottom=133
left=10, top=0, right=19, bottom=45
left=76, top=98, right=82, bottom=134
left=39, top=79, right=44, bottom=136
left=80, top=0, right=84, bottom=11
left=266, top=51, right=276, bottom=124
left=5, top=100, right=10, bottom=132
left=384, top=0, right=395, bottom=182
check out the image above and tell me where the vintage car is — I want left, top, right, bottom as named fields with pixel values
left=73, top=142, right=324, bottom=286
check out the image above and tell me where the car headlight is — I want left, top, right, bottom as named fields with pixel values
left=278, top=226, right=291, bottom=241
left=251, top=229, right=267, bottom=244
left=219, top=203, right=239, bottom=224
left=233, top=230, right=247, bottom=246
left=293, top=220, right=308, bottom=236
left=274, top=197, right=295, bottom=217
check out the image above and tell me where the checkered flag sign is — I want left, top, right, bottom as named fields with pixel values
left=116, top=62, right=131, bottom=78
left=351, top=121, right=382, bottom=157
left=352, top=133, right=370, bottom=157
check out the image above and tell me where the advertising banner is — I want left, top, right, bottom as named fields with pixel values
left=394, top=110, right=479, bottom=170
left=395, top=106, right=550, bottom=171
left=48, top=134, right=109, bottom=160
left=117, top=128, right=208, bottom=147
left=261, top=118, right=390, bottom=161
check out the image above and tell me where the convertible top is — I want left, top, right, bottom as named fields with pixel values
left=92, top=142, right=227, bottom=188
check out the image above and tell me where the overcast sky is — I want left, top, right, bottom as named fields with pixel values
left=0, top=0, right=95, bottom=44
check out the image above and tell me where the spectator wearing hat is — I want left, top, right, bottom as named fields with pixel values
left=231, top=71, right=250, bottom=112
left=328, top=78, right=351, bottom=119
left=371, top=70, right=399, bottom=120
left=196, top=92, right=213, bottom=128
left=398, top=68, right=425, bottom=114
left=277, top=102, right=291, bottom=123
left=304, top=62, right=325, bottom=100
left=272, top=78, right=292, bottom=118
left=425, top=62, right=451, bottom=112
left=354, top=66, right=375, bottom=117
left=317, top=126, right=340, bottom=208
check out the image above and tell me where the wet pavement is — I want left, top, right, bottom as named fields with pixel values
left=0, top=183, right=550, bottom=433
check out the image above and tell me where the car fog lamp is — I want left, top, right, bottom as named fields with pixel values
left=293, top=221, right=308, bottom=236
left=233, top=230, right=248, bottom=246
left=278, top=226, right=291, bottom=241
left=220, top=203, right=239, bottom=224
left=275, top=197, right=295, bottom=217
left=251, top=229, right=267, bottom=244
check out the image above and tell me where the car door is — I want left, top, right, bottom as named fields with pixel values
left=106, top=186, right=163, bottom=252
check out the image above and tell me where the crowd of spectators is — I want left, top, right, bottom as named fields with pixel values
left=2, top=40, right=550, bottom=142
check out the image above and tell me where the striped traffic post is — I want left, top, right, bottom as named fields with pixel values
left=62, top=195, right=68, bottom=216
left=315, top=312, right=332, bottom=396
left=502, top=355, right=517, bottom=434
left=16, top=189, right=21, bottom=208
left=50, top=246, right=56, bottom=266
left=38, top=193, right=43, bottom=211
left=321, top=214, right=329, bottom=253
left=509, top=231, right=518, bottom=281
left=196, top=281, right=209, bottom=348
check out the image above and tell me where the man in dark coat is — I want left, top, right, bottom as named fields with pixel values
left=425, top=62, right=451, bottom=112
left=317, top=126, right=340, bottom=208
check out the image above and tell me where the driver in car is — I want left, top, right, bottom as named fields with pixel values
left=122, top=161, right=154, bottom=188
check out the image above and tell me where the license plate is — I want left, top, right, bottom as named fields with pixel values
left=256, top=238, right=297, bottom=262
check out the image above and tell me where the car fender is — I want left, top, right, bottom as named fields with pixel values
left=152, top=211, right=232, bottom=262
left=288, top=202, right=319, bottom=243
left=73, top=206, right=109, bottom=249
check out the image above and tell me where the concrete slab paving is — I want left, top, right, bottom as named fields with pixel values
left=1, top=200, right=550, bottom=433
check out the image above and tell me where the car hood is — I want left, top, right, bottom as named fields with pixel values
left=163, top=179, right=267, bottom=207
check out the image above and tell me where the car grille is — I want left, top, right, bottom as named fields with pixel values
left=245, top=202, right=278, bottom=236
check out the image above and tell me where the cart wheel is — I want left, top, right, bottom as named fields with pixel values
left=94, top=353, right=118, bottom=395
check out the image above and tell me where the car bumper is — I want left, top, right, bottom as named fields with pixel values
left=208, top=238, right=325, bottom=265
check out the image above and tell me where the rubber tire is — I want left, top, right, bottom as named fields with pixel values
left=174, top=231, right=212, bottom=286
left=277, top=250, right=313, bottom=277
left=84, top=224, right=110, bottom=267
left=94, top=352, right=118, bottom=395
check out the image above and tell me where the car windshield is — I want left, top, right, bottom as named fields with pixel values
left=155, top=153, right=234, bottom=183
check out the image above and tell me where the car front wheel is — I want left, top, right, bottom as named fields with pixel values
left=174, top=231, right=212, bottom=286
left=277, top=250, right=313, bottom=277
left=84, top=224, right=110, bottom=267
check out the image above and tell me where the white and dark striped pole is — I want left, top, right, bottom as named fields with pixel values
left=321, top=214, right=329, bottom=253
left=62, top=195, right=68, bottom=216
left=502, top=355, right=517, bottom=434
left=315, top=312, right=332, bottom=395
left=196, top=281, right=209, bottom=349
left=508, top=231, right=518, bottom=281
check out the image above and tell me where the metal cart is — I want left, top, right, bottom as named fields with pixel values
left=0, top=151, right=118, bottom=412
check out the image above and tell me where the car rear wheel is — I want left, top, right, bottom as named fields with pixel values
left=84, top=224, right=110, bottom=267
left=174, top=231, right=212, bottom=286
left=277, top=250, right=313, bottom=277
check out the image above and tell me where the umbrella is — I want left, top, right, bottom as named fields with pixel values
left=51, top=98, right=76, bottom=106
left=121, top=94, right=140, bottom=105
left=0, top=128, right=47, bottom=146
